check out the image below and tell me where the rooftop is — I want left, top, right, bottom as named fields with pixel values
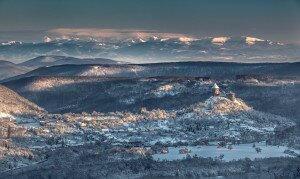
left=212, top=83, right=219, bottom=89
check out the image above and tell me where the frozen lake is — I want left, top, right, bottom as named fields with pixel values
left=152, top=142, right=300, bottom=162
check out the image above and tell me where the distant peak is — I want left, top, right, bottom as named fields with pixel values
left=1, top=41, right=22, bottom=46
left=44, top=36, right=52, bottom=43
left=138, top=38, right=146, bottom=43
left=152, top=36, right=159, bottom=40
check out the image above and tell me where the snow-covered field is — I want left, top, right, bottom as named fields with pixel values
left=152, top=142, right=300, bottom=162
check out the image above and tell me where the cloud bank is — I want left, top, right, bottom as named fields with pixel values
left=48, top=28, right=196, bottom=41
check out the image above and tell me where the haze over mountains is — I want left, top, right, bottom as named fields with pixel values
left=0, top=56, right=122, bottom=80
left=0, top=60, right=31, bottom=80
left=21, top=55, right=124, bottom=68
left=1, top=36, right=300, bottom=64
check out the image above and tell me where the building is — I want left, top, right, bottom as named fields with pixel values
left=212, top=83, right=220, bottom=96
left=226, top=91, right=236, bottom=101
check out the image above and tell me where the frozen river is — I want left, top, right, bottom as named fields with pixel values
left=152, top=142, right=300, bottom=162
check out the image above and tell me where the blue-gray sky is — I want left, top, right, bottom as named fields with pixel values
left=0, top=0, right=300, bottom=44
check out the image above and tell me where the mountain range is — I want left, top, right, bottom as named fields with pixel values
left=1, top=36, right=300, bottom=64
left=3, top=61, right=300, bottom=82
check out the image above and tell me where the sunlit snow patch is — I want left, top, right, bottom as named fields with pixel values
left=0, top=112, right=15, bottom=119
left=153, top=83, right=186, bottom=98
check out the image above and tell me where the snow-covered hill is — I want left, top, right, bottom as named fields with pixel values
left=201, top=96, right=252, bottom=115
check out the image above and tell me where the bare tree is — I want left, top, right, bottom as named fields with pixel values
left=7, top=125, right=11, bottom=139
left=255, top=147, right=262, bottom=153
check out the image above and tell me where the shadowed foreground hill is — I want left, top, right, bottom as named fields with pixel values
left=0, top=85, right=46, bottom=116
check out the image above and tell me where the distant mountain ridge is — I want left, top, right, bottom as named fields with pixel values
left=1, top=36, right=299, bottom=63
left=3, top=61, right=300, bottom=83
left=0, top=60, right=31, bottom=80
left=21, top=55, right=124, bottom=68
left=0, top=56, right=121, bottom=80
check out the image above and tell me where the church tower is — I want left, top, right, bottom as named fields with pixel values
left=212, top=83, right=220, bottom=96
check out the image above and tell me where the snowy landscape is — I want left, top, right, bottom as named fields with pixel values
left=1, top=1, right=300, bottom=178
left=0, top=60, right=300, bottom=178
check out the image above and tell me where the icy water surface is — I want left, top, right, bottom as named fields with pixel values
left=153, top=142, right=300, bottom=161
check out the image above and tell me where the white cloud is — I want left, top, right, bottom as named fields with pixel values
left=178, top=37, right=197, bottom=42
left=212, top=37, right=230, bottom=44
left=48, top=28, right=195, bottom=41
left=245, top=36, right=265, bottom=45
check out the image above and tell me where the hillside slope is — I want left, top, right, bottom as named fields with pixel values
left=0, top=85, right=46, bottom=116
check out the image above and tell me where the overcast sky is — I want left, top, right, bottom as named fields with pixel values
left=0, top=0, right=300, bottom=44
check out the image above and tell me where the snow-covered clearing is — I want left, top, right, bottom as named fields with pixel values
left=153, top=142, right=300, bottom=162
